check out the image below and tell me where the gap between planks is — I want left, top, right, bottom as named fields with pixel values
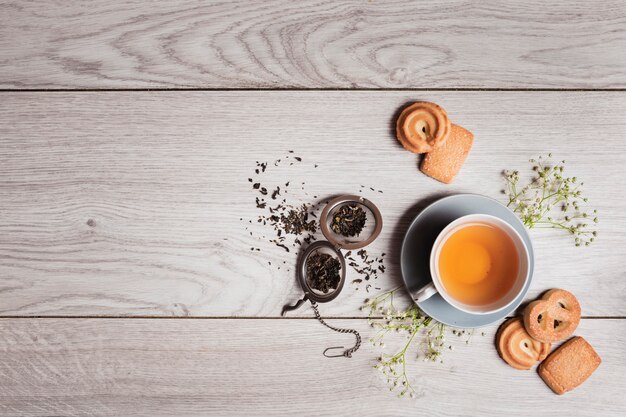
left=2, top=88, right=626, bottom=93
left=0, top=316, right=622, bottom=320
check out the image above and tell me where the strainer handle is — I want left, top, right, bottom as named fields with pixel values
left=281, top=295, right=308, bottom=316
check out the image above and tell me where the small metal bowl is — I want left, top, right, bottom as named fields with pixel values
left=319, top=195, right=383, bottom=250
left=297, top=241, right=346, bottom=303
left=282, top=194, right=383, bottom=315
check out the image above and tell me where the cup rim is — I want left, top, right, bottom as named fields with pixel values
left=429, top=213, right=530, bottom=315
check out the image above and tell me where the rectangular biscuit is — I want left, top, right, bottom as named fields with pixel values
left=538, top=336, right=601, bottom=395
left=420, top=124, right=474, bottom=184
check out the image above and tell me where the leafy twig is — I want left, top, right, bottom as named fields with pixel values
left=503, top=154, right=598, bottom=246
left=363, top=288, right=447, bottom=398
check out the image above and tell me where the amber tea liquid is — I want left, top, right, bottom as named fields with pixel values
left=438, top=222, right=519, bottom=306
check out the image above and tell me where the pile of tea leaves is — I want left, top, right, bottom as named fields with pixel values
left=306, top=252, right=342, bottom=293
left=331, top=203, right=367, bottom=237
left=245, top=152, right=387, bottom=287
left=261, top=202, right=318, bottom=253
left=246, top=152, right=322, bottom=256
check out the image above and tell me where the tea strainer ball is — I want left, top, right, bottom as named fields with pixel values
left=281, top=194, right=383, bottom=358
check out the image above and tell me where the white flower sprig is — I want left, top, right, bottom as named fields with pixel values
left=503, top=154, right=598, bottom=246
left=363, top=288, right=447, bottom=398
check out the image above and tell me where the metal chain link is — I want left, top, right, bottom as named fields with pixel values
left=311, top=302, right=361, bottom=358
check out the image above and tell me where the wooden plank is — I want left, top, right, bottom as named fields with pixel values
left=0, top=318, right=623, bottom=416
left=2, top=1, right=626, bottom=89
left=1, top=91, right=625, bottom=317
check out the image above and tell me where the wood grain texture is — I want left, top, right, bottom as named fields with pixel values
left=0, top=318, right=623, bottom=416
left=1, top=91, right=625, bottom=317
left=2, top=0, right=626, bottom=89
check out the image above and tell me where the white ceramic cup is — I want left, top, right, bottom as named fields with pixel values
left=414, top=214, right=530, bottom=315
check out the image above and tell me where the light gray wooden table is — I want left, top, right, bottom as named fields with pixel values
left=1, top=1, right=625, bottom=416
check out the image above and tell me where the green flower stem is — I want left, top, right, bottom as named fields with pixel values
left=365, top=288, right=449, bottom=398
left=503, top=154, right=598, bottom=246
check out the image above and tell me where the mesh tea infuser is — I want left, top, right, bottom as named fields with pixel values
left=281, top=194, right=383, bottom=358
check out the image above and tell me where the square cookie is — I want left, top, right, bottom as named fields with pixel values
left=420, top=124, right=474, bottom=184
left=538, top=336, right=601, bottom=395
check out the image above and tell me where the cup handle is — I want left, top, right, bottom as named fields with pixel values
left=413, top=282, right=438, bottom=303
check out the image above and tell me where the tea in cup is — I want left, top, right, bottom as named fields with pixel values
left=414, top=214, right=530, bottom=314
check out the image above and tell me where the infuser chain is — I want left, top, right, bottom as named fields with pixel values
left=311, top=302, right=361, bottom=358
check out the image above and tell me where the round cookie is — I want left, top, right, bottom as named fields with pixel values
left=496, top=318, right=551, bottom=370
left=523, top=288, right=581, bottom=343
left=396, top=102, right=451, bottom=154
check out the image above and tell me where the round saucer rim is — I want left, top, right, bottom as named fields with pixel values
left=400, top=193, right=534, bottom=328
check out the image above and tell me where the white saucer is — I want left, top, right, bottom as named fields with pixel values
left=400, top=194, right=534, bottom=328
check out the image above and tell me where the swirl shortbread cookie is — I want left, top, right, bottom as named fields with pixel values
left=396, top=102, right=451, bottom=154
left=496, top=318, right=551, bottom=370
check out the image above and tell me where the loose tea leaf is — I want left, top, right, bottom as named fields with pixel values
left=281, top=204, right=317, bottom=235
left=347, top=249, right=385, bottom=289
left=331, top=204, right=367, bottom=237
left=307, top=252, right=341, bottom=293
left=246, top=152, right=321, bottom=254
